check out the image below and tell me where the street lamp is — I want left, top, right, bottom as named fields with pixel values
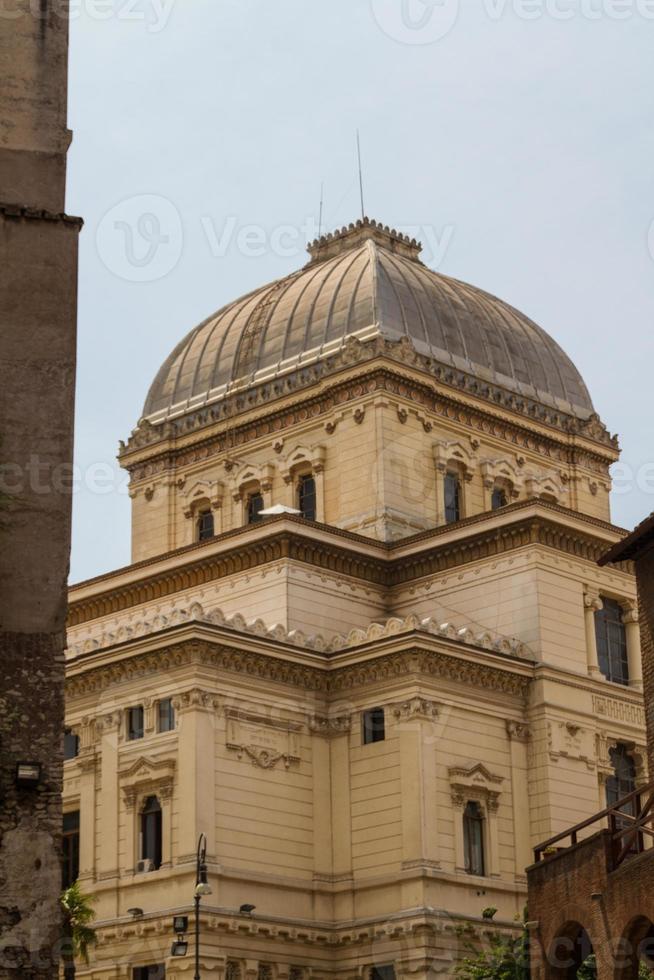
left=193, top=833, right=212, bottom=980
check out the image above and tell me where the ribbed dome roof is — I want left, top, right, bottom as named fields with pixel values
left=143, top=219, right=593, bottom=423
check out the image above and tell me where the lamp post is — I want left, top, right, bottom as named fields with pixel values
left=193, top=833, right=212, bottom=980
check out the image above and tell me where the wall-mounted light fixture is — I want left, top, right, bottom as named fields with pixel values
left=239, top=904, right=256, bottom=915
left=173, top=915, right=189, bottom=934
left=171, top=940, right=189, bottom=957
left=127, top=908, right=144, bottom=918
left=15, top=762, right=41, bottom=788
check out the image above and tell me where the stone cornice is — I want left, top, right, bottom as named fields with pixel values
left=68, top=503, right=630, bottom=627
left=0, top=201, right=83, bottom=227
left=120, top=353, right=618, bottom=478
left=66, top=634, right=532, bottom=703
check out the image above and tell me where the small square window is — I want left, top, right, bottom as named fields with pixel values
left=371, top=967, right=396, bottom=980
left=362, top=707, right=385, bottom=745
left=127, top=706, right=144, bottom=741
left=157, top=699, right=175, bottom=733
left=63, top=728, right=80, bottom=761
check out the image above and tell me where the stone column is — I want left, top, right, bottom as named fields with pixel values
left=309, top=714, right=347, bottom=920
left=96, top=711, right=121, bottom=881
left=395, top=698, right=441, bottom=906
left=506, top=721, right=532, bottom=879
left=583, top=591, right=603, bottom=677
left=173, top=689, right=219, bottom=865
left=330, top=716, right=354, bottom=921
left=623, top=604, right=643, bottom=691
left=77, top=752, right=98, bottom=882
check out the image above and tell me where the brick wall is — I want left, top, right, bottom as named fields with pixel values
left=637, top=551, right=654, bottom=775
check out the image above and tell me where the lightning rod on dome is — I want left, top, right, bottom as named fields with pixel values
left=356, top=129, right=365, bottom=221
left=318, top=181, right=324, bottom=239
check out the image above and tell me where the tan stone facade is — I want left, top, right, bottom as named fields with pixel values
left=65, top=224, right=645, bottom=978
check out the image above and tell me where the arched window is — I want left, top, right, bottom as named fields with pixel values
left=197, top=509, right=214, bottom=541
left=606, top=744, right=637, bottom=813
left=491, top=487, right=508, bottom=510
left=298, top=474, right=316, bottom=520
left=140, top=796, right=162, bottom=870
left=444, top=471, right=462, bottom=524
left=247, top=491, right=264, bottom=524
left=595, top=597, right=628, bottom=685
left=463, top=801, right=485, bottom=876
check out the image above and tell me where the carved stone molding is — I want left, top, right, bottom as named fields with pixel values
left=68, top=637, right=532, bottom=707
left=449, top=763, right=503, bottom=811
left=392, top=697, right=440, bottom=722
left=505, top=720, right=530, bottom=741
left=308, top=714, right=352, bottom=737
left=171, top=688, right=220, bottom=714
left=596, top=731, right=619, bottom=780
left=119, top=755, right=176, bottom=809
left=592, top=694, right=645, bottom=727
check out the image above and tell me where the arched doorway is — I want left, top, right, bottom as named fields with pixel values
left=614, top=917, right=654, bottom=979
left=547, top=923, right=595, bottom=979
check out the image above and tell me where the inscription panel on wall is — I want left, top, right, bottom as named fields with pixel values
left=226, top=709, right=301, bottom=770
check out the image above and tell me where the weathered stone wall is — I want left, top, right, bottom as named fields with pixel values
left=0, top=1, right=78, bottom=976
left=0, top=0, right=71, bottom=211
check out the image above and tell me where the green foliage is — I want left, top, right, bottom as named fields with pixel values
left=61, top=883, right=97, bottom=967
left=456, top=910, right=529, bottom=980
left=456, top=927, right=654, bottom=980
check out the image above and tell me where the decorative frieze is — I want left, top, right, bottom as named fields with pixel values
left=308, top=714, right=352, bottom=737
left=592, top=694, right=645, bottom=727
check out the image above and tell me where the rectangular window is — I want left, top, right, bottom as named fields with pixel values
left=127, top=705, right=145, bottom=740
left=157, top=698, right=175, bottom=733
left=140, top=796, right=163, bottom=869
left=362, top=707, right=385, bottom=745
left=595, top=598, right=629, bottom=685
left=62, top=810, right=80, bottom=889
left=444, top=472, right=461, bottom=524
left=63, top=728, right=80, bottom=761
left=197, top=510, right=214, bottom=541
left=247, top=492, right=264, bottom=524
left=371, top=968, right=396, bottom=980
left=298, top=474, right=317, bottom=521
left=463, top=800, right=485, bottom=876
left=133, top=968, right=165, bottom=980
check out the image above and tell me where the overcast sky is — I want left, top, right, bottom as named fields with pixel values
left=67, top=0, right=654, bottom=583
